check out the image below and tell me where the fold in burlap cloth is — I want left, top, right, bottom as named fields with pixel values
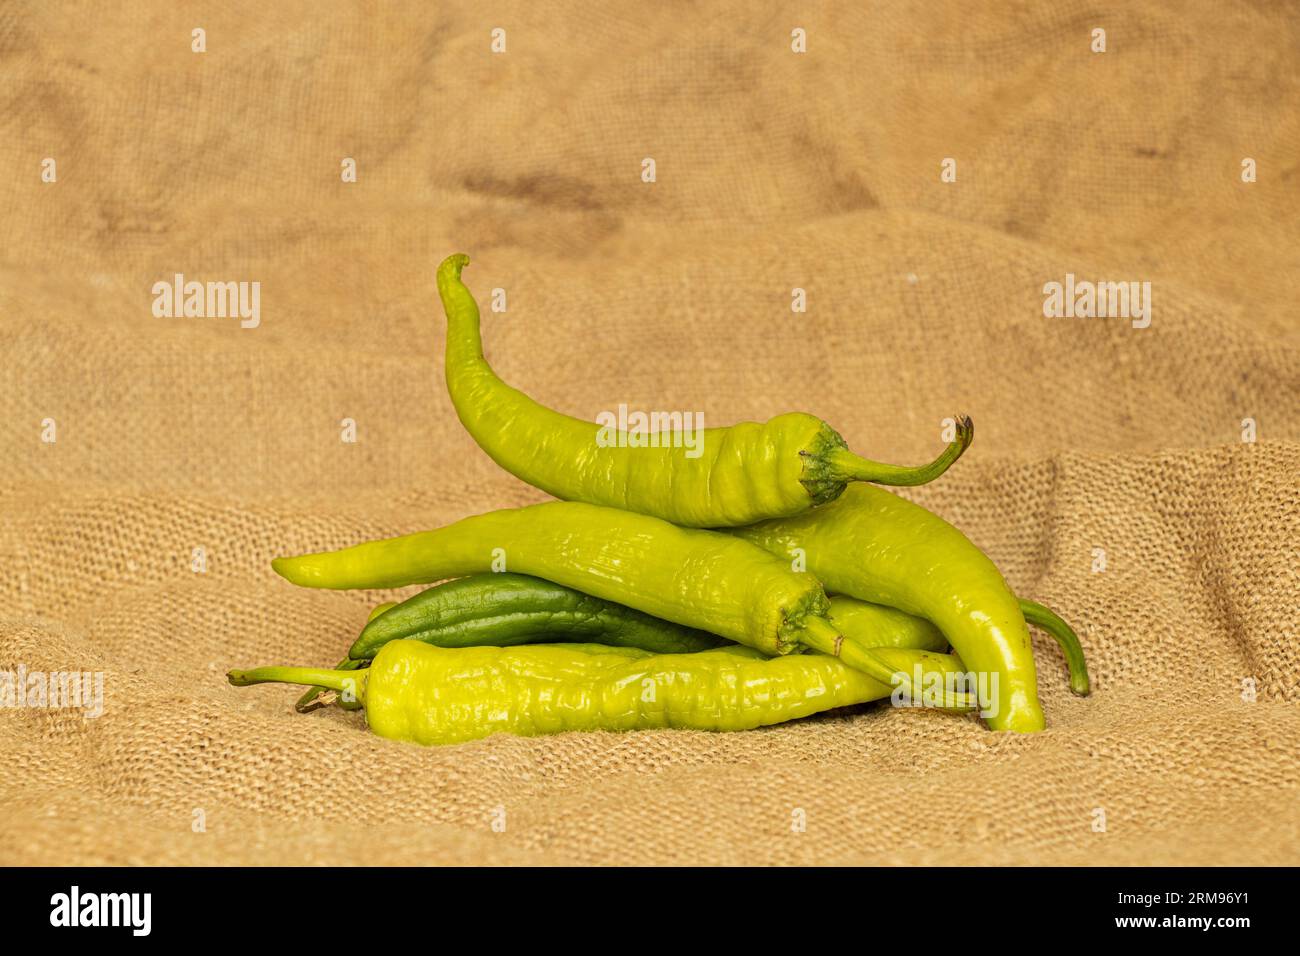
left=1, top=2, right=1297, bottom=865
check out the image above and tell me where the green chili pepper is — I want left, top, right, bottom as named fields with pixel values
left=435, top=254, right=972, bottom=528
left=731, top=483, right=1053, bottom=732
left=272, top=500, right=977, bottom=710
left=229, top=639, right=974, bottom=746
left=351, top=573, right=729, bottom=659
left=293, top=576, right=954, bottom=712
left=827, top=595, right=947, bottom=652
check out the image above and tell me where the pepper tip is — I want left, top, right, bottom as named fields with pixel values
left=437, top=252, right=471, bottom=285
left=270, top=556, right=293, bottom=580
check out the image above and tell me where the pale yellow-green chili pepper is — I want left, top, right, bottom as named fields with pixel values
left=436, top=253, right=972, bottom=528
left=732, top=484, right=1055, bottom=732
left=230, top=640, right=974, bottom=746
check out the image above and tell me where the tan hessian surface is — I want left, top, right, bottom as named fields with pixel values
left=1, top=3, right=1297, bottom=865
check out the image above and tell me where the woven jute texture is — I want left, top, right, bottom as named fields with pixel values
left=2, top=2, right=1298, bottom=866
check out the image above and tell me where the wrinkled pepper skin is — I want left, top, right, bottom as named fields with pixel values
left=731, top=484, right=1045, bottom=733
left=273, top=501, right=833, bottom=656
left=360, top=640, right=967, bottom=746
left=436, top=254, right=969, bottom=528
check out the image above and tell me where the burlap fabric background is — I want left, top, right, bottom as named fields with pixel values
left=2, top=2, right=1297, bottom=866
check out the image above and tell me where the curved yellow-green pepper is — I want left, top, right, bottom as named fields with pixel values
left=436, top=253, right=971, bottom=527
left=732, top=484, right=1047, bottom=732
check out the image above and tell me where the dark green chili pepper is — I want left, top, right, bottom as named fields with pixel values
left=352, top=573, right=728, bottom=659
left=436, top=253, right=972, bottom=528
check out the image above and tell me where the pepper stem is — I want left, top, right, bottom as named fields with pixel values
left=295, top=657, right=366, bottom=713
left=796, top=617, right=977, bottom=711
left=826, top=415, right=973, bottom=486
left=228, top=666, right=368, bottom=706
left=1018, top=598, right=1091, bottom=696
left=295, top=602, right=397, bottom=713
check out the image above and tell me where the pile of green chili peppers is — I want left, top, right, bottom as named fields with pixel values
left=228, top=254, right=1091, bottom=745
